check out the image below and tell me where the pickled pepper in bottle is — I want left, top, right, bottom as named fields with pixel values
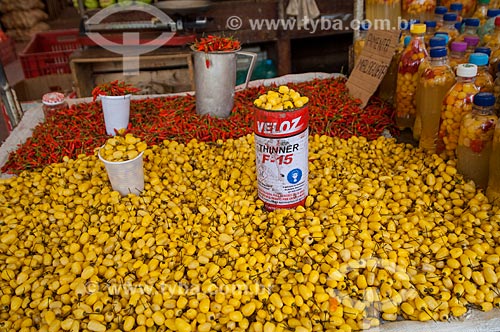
left=486, top=108, right=500, bottom=204
left=449, top=41, right=469, bottom=70
left=395, top=23, right=429, bottom=130
left=469, top=52, right=495, bottom=92
left=457, top=92, right=498, bottom=188
left=416, top=47, right=456, bottom=151
left=437, top=63, right=480, bottom=159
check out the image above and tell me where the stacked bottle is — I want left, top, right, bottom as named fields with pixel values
left=478, top=8, right=500, bottom=44
left=469, top=52, right=495, bottom=91
left=425, top=20, right=437, bottom=46
left=487, top=17, right=500, bottom=76
left=415, top=47, right=456, bottom=151
left=455, top=18, right=481, bottom=43
left=464, top=35, right=481, bottom=58
left=473, top=0, right=491, bottom=25
left=402, top=0, right=437, bottom=21
left=395, top=23, right=429, bottom=129
left=365, top=0, right=401, bottom=30
left=379, top=35, right=412, bottom=105
left=486, top=105, right=500, bottom=203
left=437, top=63, right=480, bottom=159
left=449, top=41, right=469, bottom=70
left=457, top=92, right=498, bottom=188
left=353, top=22, right=370, bottom=66
left=435, top=5, right=448, bottom=28
left=437, top=13, right=460, bottom=43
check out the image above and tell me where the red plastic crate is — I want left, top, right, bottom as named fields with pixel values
left=0, top=37, right=17, bottom=67
left=19, top=29, right=82, bottom=78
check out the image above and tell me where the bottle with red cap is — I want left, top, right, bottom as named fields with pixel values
left=457, top=92, right=497, bottom=188
left=42, top=92, right=68, bottom=118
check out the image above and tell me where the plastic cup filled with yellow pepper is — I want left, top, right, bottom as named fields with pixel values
left=98, top=133, right=147, bottom=196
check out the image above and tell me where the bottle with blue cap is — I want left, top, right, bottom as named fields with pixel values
left=475, top=46, right=492, bottom=57
left=449, top=2, right=464, bottom=21
left=365, top=0, right=401, bottom=30
left=478, top=8, right=500, bottom=43
left=434, top=6, right=448, bottom=28
left=457, top=92, right=498, bottom=188
left=415, top=47, right=456, bottom=150
left=469, top=52, right=494, bottom=91
left=378, top=33, right=411, bottom=104
left=425, top=20, right=437, bottom=46
left=429, top=36, right=448, bottom=49
left=486, top=100, right=500, bottom=204
left=437, top=63, right=479, bottom=159
left=402, top=0, right=436, bottom=22
left=455, top=18, right=481, bottom=43
left=472, top=0, right=491, bottom=25
left=437, top=13, right=460, bottom=42
left=353, top=21, right=370, bottom=66
left=395, top=23, right=429, bottom=130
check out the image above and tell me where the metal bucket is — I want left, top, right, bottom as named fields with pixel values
left=193, top=47, right=257, bottom=118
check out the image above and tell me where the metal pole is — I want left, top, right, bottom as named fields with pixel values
left=0, top=62, right=22, bottom=128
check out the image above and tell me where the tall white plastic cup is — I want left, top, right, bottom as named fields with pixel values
left=100, top=95, right=131, bottom=136
left=98, top=148, right=144, bottom=196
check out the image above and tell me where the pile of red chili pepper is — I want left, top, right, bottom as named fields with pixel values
left=192, top=35, right=241, bottom=52
left=91, top=80, right=141, bottom=101
left=1, top=77, right=397, bottom=174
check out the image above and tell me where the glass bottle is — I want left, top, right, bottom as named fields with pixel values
left=395, top=23, right=429, bottom=129
left=365, top=0, right=402, bottom=30
left=487, top=17, right=500, bottom=76
left=457, top=92, right=497, bottom=188
left=454, top=18, right=481, bottom=43
left=379, top=35, right=411, bottom=104
left=449, top=2, right=465, bottom=22
left=435, top=5, right=448, bottom=28
left=478, top=8, right=500, bottom=44
left=473, top=0, right=491, bottom=25
left=469, top=52, right=495, bottom=91
left=464, top=35, right=481, bottom=58
left=493, top=63, right=500, bottom=112
left=491, top=0, right=500, bottom=6
left=402, top=0, right=437, bottom=22
left=475, top=46, right=492, bottom=57
left=486, top=111, right=500, bottom=204
left=42, top=92, right=68, bottom=118
left=437, top=63, right=480, bottom=159
left=425, top=20, right=437, bottom=46
left=437, top=13, right=460, bottom=43
left=449, top=41, right=468, bottom=70
left=354, top=22, right=370, bottom=66
left=415, top=47, right=456, bottom=150
left=429, top=35, right=448, bottom=49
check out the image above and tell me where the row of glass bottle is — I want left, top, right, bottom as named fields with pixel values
left=365, top=0, right=498, bottom=29
left=380, top=23, right=500, bottom=202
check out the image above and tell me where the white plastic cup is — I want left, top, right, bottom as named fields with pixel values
left=100, top=95, right=131, bottom=136
left=98, top=148, right=144, bottom=196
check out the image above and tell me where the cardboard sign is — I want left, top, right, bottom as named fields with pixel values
left=346, top=29, right=400, bottom=108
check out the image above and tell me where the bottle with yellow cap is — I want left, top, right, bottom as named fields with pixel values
left=395, top=23, right=429, bottom=130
